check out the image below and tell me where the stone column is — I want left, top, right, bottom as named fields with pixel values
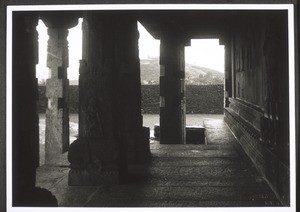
left=220, top=37, right=232, bottom=107
left=41, top=13, right=78, bottom=164
left=12, top=12, right=57, bottom=206
left=159, top=29, right=186, bottom=144
left=68, top=13, right=150, bottom=185
left=231, top=37, right=236, bottom=98
left=68, top=13, right=120, bottom=186
left=113, top=15, right=150, bottom=165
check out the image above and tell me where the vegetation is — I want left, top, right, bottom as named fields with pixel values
left=140, top=58, right=224, bottom=85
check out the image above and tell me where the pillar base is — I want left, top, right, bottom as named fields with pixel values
left=68, top=137, right=119, bottom=186
left=125, top=127, right=151, bottom=164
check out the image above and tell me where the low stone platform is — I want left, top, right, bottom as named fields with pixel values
left=36, top=118, right=281, bottom=207
left=154, top=124, right=205, bottom=144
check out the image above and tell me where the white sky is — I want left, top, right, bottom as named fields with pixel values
left=185, top=39, right=224, bottom=71
left=36, top=20, right=224, bottom=81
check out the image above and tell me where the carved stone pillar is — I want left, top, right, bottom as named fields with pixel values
left=41, top=13, right=78, bottom=164
left=68, top=13, right=150, bottom=185
left=159, top=29, right=186, bottom=144
left=113, top=15, right=150, bottom=164
left=12, top=12, right=57, bottom=206
left=68, top=13, right=119, bottom=186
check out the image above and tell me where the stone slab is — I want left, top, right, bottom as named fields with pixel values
left=68, top=168, right=119, bottom=186
left=150, top=148, right=238, bottom=158
left=86, top=185, right=279, bottom=206
left=85, top=199, right=281, bottom=207
left=36, top=166, right=69, bottom=190
left=154, top=124, right=205, bottom=144
left=48, top=186, right=101, bottom=207
left=150, top=156, right=247, bottom=167
left=35, top=118, right=280, bottom=207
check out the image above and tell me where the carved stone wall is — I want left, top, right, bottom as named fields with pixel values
left=225, top=11, right=290, bottom=205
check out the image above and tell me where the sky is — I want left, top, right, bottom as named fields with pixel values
left=36, top=20, right=224, bottom=82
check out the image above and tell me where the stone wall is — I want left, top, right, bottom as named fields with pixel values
left=224, top=11, right=290, bottom=205
left=38, top=84, right=224, bottom=114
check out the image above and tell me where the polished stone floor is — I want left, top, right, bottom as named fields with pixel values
left=36, top=118, right=281, bottom=207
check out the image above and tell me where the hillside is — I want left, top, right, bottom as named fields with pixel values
left=140, top=58, right=224, bottom=85
left=49, top=58, right=224, bottom=86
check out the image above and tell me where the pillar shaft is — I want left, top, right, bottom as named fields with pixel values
left=12, top=12, right=57, bottom=206
left=13, top=12, right=39, bottom=200
left=159, top=30, right=186, bottom=144
left=224, top=39, right=232, bottom=107
left=41, top=13, right=78, bottom=164
left=45, top=27, right=70, bottom=162
left=69, top=14, right=122, bottom=185
left=113, top=16, right=149, bottom=164
left=68, top=13, right=150, bottom=185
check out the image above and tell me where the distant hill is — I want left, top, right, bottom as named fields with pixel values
left=140, top=58, right=224, bottom=85
left=46, top=58, right=224, bottom=86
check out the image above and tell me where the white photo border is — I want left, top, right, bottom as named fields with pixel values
left=6, top=3, right=296, bottom=212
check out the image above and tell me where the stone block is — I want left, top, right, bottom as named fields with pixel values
left=154, top=124, right=160, bottom=138
left=125, top=127, right=151, bottom=164
left=68, top=138, right=118, bottom=165
left=46, top=78, right=64, bottom=98
left=68, top=168, right=119, bottom=186
left=186, top=126, right=205, bottom=144
left=154, top=124, right=205, bottom=144
left=68, top=138, right=119, bottom=186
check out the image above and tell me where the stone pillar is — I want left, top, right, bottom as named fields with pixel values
left=68, top=13, right=120, bottom=186
left=159, top=29, right=186, bottom=144
left=41, top=13, right=78, bottom=164
left=220, top=37, right=232, bottom=107
left=113, top=15, right=150, bottom=165
left=12, top=12, right=57, bottom=206
left=68, top=13, right=150, bottom=185
left=231, top=37, right=236, bottom=98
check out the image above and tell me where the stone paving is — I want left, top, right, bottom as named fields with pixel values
left=36, top=118, right=281, bottom=207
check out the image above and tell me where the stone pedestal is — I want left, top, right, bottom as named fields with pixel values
left=159, top=30, right=186, bottom=144
left=154, top=125, right=205, bottom=144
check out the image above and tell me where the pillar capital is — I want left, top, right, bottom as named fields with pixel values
left=40, top=12, right=79, bottom=29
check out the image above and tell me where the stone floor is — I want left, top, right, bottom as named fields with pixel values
left=36, top=118, right=281, bottom=207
